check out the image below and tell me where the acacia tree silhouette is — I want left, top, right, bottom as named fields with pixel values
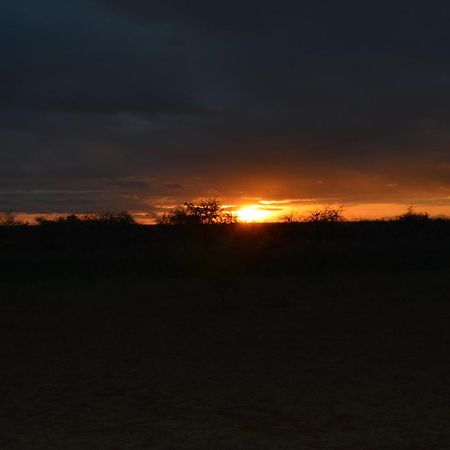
left=157, top=199, right=237, bottom=225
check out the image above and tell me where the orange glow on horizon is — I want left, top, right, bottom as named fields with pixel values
left=8, top=200, right=450, bottom=225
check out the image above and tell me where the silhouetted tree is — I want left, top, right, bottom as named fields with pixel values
left=157, top=199, right=237, bottom=225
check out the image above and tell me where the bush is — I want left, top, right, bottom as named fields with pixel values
left=282, top=207, right=346, bottom=224
left=396, top=206, right=430, bottom=223
left=0, top=212, right=25, bottom=226
left=35, top=212, right=136, bottom=226
left=304, top=206, right=346, bottom=223
left=157, top=199, right=237, bottom=225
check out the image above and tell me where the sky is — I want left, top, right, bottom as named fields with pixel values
left=2, top=0, right=450, bottom=221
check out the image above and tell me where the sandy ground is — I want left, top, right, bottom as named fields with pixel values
left=1, top=271, right=450, bottom=449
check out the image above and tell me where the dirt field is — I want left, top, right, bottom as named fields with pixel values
left=1, top=271, right=450, bottom=449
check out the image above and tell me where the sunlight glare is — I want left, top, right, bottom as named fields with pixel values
left=237, top=206, right=269, bottom=223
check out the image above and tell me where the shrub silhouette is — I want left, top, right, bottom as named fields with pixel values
left=304, top=206, right=346, bottom=223
left=35, top=211, right=136, bottom=226
left=157, top=199, right=237, bottom=225
left=396, top=206, right=430, bottom=223
left=0, top=212, right=25, bottom=226
left=281, top=213, right=296, bottom=223
left=282, top=206, right=345, bottom=223
left=95, top=211, right=136, bottom=225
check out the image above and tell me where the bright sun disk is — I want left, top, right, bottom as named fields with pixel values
left=237, top=206, right=269, bottom=222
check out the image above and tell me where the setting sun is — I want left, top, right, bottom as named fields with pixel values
left=237, top=206, right=270, bottom=223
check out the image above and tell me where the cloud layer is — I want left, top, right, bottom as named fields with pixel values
left=2, top=0, right=450, bottom=215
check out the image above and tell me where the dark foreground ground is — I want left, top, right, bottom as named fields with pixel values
left=1, top=269, right=450, bottom=449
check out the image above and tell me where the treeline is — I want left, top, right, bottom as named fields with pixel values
left=0, top=216, right=450, bottom=282
left=0, top=200, right=449, bottom=282
left=0, top=201, right=436, bottom=227
left=0, top=211, right=136, bottom=227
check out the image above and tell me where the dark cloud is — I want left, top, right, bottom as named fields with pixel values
left=1, top=0, right=450, bottom=214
